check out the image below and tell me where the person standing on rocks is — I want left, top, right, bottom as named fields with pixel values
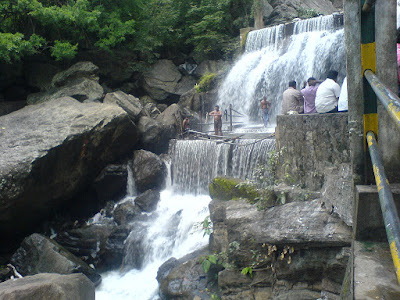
left=209, top=105, right=223, bottom=136
left=301, top=77, right=322, bottom=114
left=281, top=81, right=304, bottom=115
left=260, top=96, right=271, bottom=126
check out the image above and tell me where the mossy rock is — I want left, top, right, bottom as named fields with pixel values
left=209, top=177, right=261, bottom=201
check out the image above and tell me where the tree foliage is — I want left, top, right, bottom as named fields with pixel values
left=0, top=0, right=254, bottom=63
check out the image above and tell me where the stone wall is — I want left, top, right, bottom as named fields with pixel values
left=276, top=113, right=353, bottom=225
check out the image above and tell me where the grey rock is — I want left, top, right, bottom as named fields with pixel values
left=155, top=103, right=183, bottom=139
left=132, top=150, right=167, bottom=193
left=321, top=164, right=353, bottom=227
left=51, top=61, right=99, bottom=87
left=135, top=189, right=160, bottom=212
left=0, top=273, right=95, bottom=300
left=54, top=221, right=115, bottom=266
left=99, top=226, right=130, bottom=271
left=158, top=248, right=210, bottom=300
left=113, top=200, right=141, bottom=226
left=10, top=233, right=101, bottom=286
left=193, top=60, right=228, bottom=78
left=0, top=97, right=139, bottom=240
left=103, top=90, right=144, bottom=122
left=143, top=59, right=182, bottom=101
left=137, top=116, right=169, bottom=154
left=175, top=75, right=197, bottom=96
left=27, top=77, right=104, bottom=104
left=217, top=199, right=351, bottom=247
left=178, top=88, right=202, bottom=112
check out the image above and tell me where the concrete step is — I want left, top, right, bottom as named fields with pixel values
left=354, top=184, right=400, bottom=242
left=354, top=241, right=400, bottom=299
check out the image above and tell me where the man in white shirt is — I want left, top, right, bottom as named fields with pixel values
left=315, top=70, right=341, bottom=113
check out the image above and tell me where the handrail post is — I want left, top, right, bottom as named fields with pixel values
left=229, top=104, right=233, bottom=132
left=367, top=131, right=400, bottom=284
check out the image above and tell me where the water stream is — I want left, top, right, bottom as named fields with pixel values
left=217, top=14, right=346, bottom=125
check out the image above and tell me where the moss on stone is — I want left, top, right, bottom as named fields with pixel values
left=209, top=177, right=261, bottom=202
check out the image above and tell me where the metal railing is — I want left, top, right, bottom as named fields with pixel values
left=364, top=69, right=400, bottom=283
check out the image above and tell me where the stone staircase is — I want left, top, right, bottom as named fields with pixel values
left=342, top=184, right=400, bottom=299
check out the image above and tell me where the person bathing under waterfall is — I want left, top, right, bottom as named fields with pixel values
left=209, top=105, right=223, bottom=136
left=259, top=96, right=271, bottom=126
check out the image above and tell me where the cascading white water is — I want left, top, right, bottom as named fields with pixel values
left=96, top=138, right=276, bottom=299
left=96, top=191, right=210, bottom=300
left=218, top=14, right=346, bottom=125
left=171, top=139, right=276, bottom=195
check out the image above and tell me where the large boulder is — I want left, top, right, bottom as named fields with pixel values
left=132, top=150, right=167, bottom=193
left=155, top=103, right=183, bottom=139
left=137, top=116, right=170, bottom=154
left=0, top=97, right=139, bottom=241
left=210, top=199, right=351, bottom=252
left=10, top=233, right=102, bottom=286
left=51, top=61, right=99, bottom=87
left=0, top=273, right=95, bottom=300
left=143, top=59, right=183, bottom=101
left=27, top=77, right=104, bottom=104
left=143, top=59, right=181, bottom=100
left=103, top=91, right=144, bottom=122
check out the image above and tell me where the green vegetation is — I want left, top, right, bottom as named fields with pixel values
left=0, top=0, right=255, bottom=63
left=297, top=7, right=320, bottom=19
left=195, top=72, right=216, bottom=93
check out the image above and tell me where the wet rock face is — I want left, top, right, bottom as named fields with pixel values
left=0, top=97, right=139, bottom=241
left=10, top=233, right=102, bottom=286
left=132, top=150, right=167, bottom=193
left=0, top=273, right=95, bottom=300
left=134, top=189, right=160, bottom=212
left=113, top=201, right=142, bottom=226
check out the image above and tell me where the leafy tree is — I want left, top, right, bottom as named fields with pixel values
left=0, top=0, right=254, bottom=63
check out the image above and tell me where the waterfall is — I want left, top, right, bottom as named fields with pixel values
left=96, top=138, right=276, bottom=299
left=170, top=139, right=276, bottom=194
left=218, top=14, right=345, bottom=125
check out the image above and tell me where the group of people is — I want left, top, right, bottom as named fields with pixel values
left=184, top=70, right=347, bottom=137
left=281, top=70, right=348, bottom=115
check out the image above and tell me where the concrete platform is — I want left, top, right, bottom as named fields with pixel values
left=354, top=241, right=400, bottom=299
